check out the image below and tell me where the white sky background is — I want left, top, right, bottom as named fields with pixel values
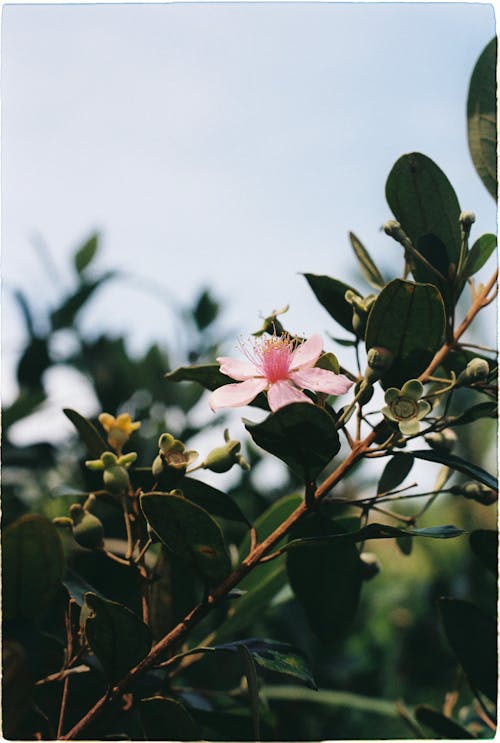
left=2, top=2, right=497, bottom=454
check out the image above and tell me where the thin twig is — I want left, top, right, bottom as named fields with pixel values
left=57, top=600, right=75, bottom=738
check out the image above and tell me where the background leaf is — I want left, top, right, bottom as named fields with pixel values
left=377, top=454, right=414, bottom=494
left=244, top=403, right=340, bottom=480
left=286, top=514, right=363, bottom=643
left=349, top=232, right=385, bottom=289
left=439, top=598, right=497, bottom=702
left=467, top=38, right=497, bottom=199
left=82, top=592, right=151, bottom=683
left=63, top=408, right=108, bottom=457
left=3, top=515, right=65, bottom=621
left=141, top=492, right=232, bottom=585
left=415, top=705, right=474, bottom=738
left=365, top=279, right=446, bottom=387
left=74, top=233, right=99, bottom=274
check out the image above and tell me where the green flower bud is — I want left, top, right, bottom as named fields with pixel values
left=424, top=428, right=457, bottom=452
left=69, top=504, right=105, bottom=549
left=152, top=454, right=165, bottom=478
left=457, top=357, right=490, bottom=386
left=103, top=465, right=130, bottom=494
left=355, top=380, right=374, bottom=405
left=202, top=429, right=250, bottom=473
left=360, top=552, right=381, bottom=581
left=367, top=346, right=394, bottom=372
left=101, top=452, right=118, bottom=468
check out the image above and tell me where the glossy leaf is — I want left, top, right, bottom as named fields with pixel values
left=365, top=279, right=446, bottom=387
left=3, top=515, right=65, bottom=621
left=462, top=233, right=497, bottom=279
left=377, top=454, right=414, bottom=494
left=349, top=232, right=385, bottom=289
left=74, top=233, right=99, bottom=274
left=165, top=364, right=268, bottom=409
left=439, top=598, right=497, bottom=702
left=140, top=696, right=199, bottom=741
left=467, top=38, right=497, bottom=199
left=386, top=152, right=461, bottom=266
left=140, top=492, right=231, bottom=585
left=244, top=403, right=340, bottom=480
left=239, top=639, right=317, bottom=690
left=303, top=273, right=358, bottom=333
left=411, top=449, right=498, bottom=490
left=82, top=592, right=151, bottom=683
left=469, top=530, right=497, bottom=576
left=63, top=408, right=108, bottom=457
left=287, top=514, right=363, bottom=643
left=180, top=477, right=251, bottom=526
left=415, top=705, right=474, bottom=739
left=448, top=401, right=497, bottom=426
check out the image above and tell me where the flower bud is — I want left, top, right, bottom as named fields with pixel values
left=367, top=346, right=394, bottom=372
left=459, top=481, right=497, bottom=505
left=69, top=504, right=105, bottom=549
left=355, top=380, right=374, bottom=405
left=360, top=552, right=381, bottom=581
left=457, top=357, right=490, bottom=386
left=202, top=429, right=250, bottom=473
left=459, top=211, right=476, bottom=231
left=383, top=220, right=408, bottom=244
left=424, top=428, right=457, bottom=452
left=103, top=465, right=130, bottom=494
left=152, top=454, right=165, bottom=478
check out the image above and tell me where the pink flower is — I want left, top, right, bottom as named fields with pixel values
left=209, top=334, right=353, bottom=413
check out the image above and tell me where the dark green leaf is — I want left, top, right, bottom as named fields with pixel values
left=63, top=566, right=103, bottom=606
left=330, top=336, right=358, bottom=347
left=415, top=705, right=474, bottom=738
left=165, top=364, right=268, bottom=409
left=239, top=639, right=317, bottom=690
left=16, top=336, right=51, bottom=390
left=51, top=272, right=114, bottom=330
left=13, top=289, right=35, bottom=337
left=74, top=233, right=99, bottom=274
left=237, top=644, right=261, bottom=741
left=463, top=233, right=497, bottom=279
left=439, top=598, right=497, bottom=702
left=140, top=492, right=231, bottom=585
left=287, top=513, right=363, bottom=643
left=467, top=38, right=497, bottom=199
left=469, top=530, right=497, bottom=576
left=448, top=401, right=498, bottom=426
left=244, top=403, right=340, bottom=480
left=261, top=685, right=400, bottom=718
left=140, top=696, right=199, bottom=741
left=180, top=477, right=251, bottom=526
left=82, top=592, right=151, bottom=683
left=3, top=515, right=65, bottom=621
left=2, top=389, right=46, bottom=429
left=411, top=449, right=498, bottom=490
left=63, top=408, right=108, bottom=457
left=303, top=274, right=358, bottom=333
left=349, top=232, right=385, bottom=289
left=396, top=535, right=413, bottom=556
left=365, top=279, right=446, bottom=387
left=193, top=289, right=219, bottom=330
left=414, top=234, right=452, bottom=308
left=386, top=152, right=462, bottom=266
left=377, top=454, right=415, bottom=494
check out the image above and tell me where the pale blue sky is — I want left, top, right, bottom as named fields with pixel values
left=2, top=2, right=497, bottom=442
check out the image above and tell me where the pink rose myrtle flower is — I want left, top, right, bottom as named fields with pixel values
left=209, top=334, right=353, bottom=413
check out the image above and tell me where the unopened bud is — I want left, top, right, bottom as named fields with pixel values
left=451, top=481, right=498, bottom=505
left=355, top=380, right=374, bottom=405
left=69, top=504, right=105, bottom=549
left=424, top=428, right=457, bottom=452
left=459, top=211, right=476, bottom=231
left=457, top=358, right=490, bottom=386
left=103, top=465, right=130, bottom=494
left=202, top=429, right=250, bottom=473
left=367, top=346, right=394, bottom=372
left=383, top=220, right=408, bottom=244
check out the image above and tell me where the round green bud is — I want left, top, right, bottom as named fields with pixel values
left=203, top=441, right=242, bottom=473
left=73, top=512, right=105, bottom=550
left=103, top=465, right=130, bottom=494
left=367, top=346, right=394, bottom=372
left=424, top=428, right=457, bottom=452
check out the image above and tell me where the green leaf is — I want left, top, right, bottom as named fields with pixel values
left=193, top=289, right=219, bottom=331
left=396, top=535, right=413, bottom=556
left=377, top=454, right=414, bottom=494
left=140, top=492, right=231, bottom=585
left=439, top=598, right=497, bottom=702
left=448, top=401, right=498, bottom=426
left=469, top=530, right=497, bottom=576
left=82, top=592, right=151, bottom=683
left=261, top=685, right=399, bottom=718
left=244, top=403, right=340, bottom=480
left=3, top=515, right=65, bottom=621
left=74, top=233, right=99, bottom=274
left=286, top=514, right=363, bottom=643
left=180, top=477, right=251, bottom=526
left=237, top=644, right=261, bottom=741
left=411, top=449, right=498, bottom=490
left=386, top=152, right=462, bottom=266
left=63, top=566, right=103, bottom=607
left=303, top=274, right=358, bottom=333
left=349, top=232, right=385, bottom=289
left=467, top=38, right=497, bottom=199
left=239, top=639, right=317, bottom=690
left=63, top=408, right=108, bottom=458
left=415, top=705, right=474, bottom=739
left=2, top=389, right=46, bottom=429
left=50, top=272, right=114, bottom=330
left=365, top=279, right=446, bottom=387
left=463, top=233, right=497, bottom=280
left=139, top=696, right=199, bottom=741
left=165, top=364, right=268, bottom=409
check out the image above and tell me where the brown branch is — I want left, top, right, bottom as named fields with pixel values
left=60, top=269, right=498, bottom=740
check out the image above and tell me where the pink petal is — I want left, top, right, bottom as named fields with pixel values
left=209, top=378, right=268, bottom=411
left=290, top=334, right=323, bottom=370
left=267, top=380, right=313, bottom=412
left=290, top=368, right=354, bottom=396
left=217, top=356, right=260, bottom=381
